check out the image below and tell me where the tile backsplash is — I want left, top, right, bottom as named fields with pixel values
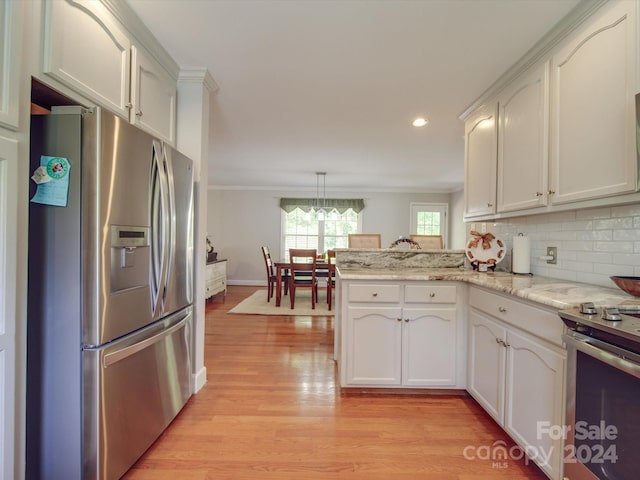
left=485, top=204, right=640, bottom=288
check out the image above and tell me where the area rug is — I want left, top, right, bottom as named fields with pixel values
left=228, top=289, right=334, bottom=316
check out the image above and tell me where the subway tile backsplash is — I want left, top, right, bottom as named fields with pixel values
left=490, top=204, right=640, bottom=288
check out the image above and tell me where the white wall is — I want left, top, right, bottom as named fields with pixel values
left=488, top=203, right=640, bottom=288
left=449, top=189, right=466, bottom=249
left=207, top=188, right=456, bottom=284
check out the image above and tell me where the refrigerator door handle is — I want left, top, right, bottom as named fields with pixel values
left=161, top=144, right=176, bottom=303
left=102, top=316, right=187, bottom=368
left=150, top=141, right=170, bottom=318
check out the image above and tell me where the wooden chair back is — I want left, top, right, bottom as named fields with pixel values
left=348, top=233, right=382, bottom=248
left=409, top=234, right=444, bottom=249
left=288, top=248, right=318, bottom=309
left=261, top=246, right=275, bottom=276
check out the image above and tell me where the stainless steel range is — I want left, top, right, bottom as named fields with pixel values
left=559, top=302, right=640, bottom=480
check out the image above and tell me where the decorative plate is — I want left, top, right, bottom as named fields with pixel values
left=465, top=232, right=506, bottom=267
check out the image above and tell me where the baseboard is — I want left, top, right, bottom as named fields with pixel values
left=227, top=280, right=265, bottom=286
left=193, top=366, right=207, bottom=393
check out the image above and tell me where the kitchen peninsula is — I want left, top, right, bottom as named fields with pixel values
left=334, top=248, right=635, bottom=480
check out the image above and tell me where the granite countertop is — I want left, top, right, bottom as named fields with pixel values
left=336, top=267, right=638, bottom=310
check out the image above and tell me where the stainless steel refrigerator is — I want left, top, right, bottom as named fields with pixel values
left=26, top=107, right=194, bottom=479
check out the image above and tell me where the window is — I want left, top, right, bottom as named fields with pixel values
left=410, top=202, right=448, bottom=246
left=282, top=208, right=359, bottom=259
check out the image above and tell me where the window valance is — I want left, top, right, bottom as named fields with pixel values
left=279, top=198, right=365, bottom=214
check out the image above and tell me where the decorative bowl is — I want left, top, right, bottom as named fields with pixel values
left=610, top=276, right=640, bottom=297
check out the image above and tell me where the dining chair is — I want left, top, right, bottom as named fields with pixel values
left=326, top=249, right=336, bottom=311
left=348, top=233, right=382, bottom=248
left=261, top=246, right=287, bottom=302
left=409, top=234, right=444, bottom=249
left=288, top=248, right=318, bottom=309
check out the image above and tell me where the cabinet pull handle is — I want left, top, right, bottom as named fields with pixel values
left=126, top=102, right=133, bottom=109
left=495, top=338, right=502, bottom=345
left=429, top=292, right=435, bottom=298
left=404, top=318, right=410, bottom=323
left=547, top=189, right=555, bottom=195
left=504, top=341, right=510, bottom=348
left=496, top=338, right=507, bottom=347
left=372, top=292, right=378, bottom=297
left=487, top=203, right=493, bottom=207
left=535, top=192, right=543, bottom=197
left=498, top=306, right=507, bottom=313
left=136, top=110, right=143, bottom=117
left=397, top=317, right=402, bottom=322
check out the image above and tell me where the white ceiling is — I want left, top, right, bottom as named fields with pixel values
left=127, top=0, right=580, bottom=192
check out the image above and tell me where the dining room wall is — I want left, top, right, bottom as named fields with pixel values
left=207, top=187, right=459, bottom=285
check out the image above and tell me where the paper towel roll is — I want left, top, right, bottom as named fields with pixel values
left=512, top=235, right=531, bottom=274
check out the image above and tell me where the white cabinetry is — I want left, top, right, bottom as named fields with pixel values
left=42, top=0, right=177, bottom=143
left=0, top=1, right=22, bottom=129
left=549, top=0, right=637, bottom=205
left=43, top=0, right=132, bottom=118
left=130, top=46, right=176, bottom=144
left=464, top=103, right=498, bottom=218
left=467, top=287, right=565, bottom=480
left=342, top=282, right=463, bottom=389
left=497, top=62, right=549, bottom=212
left=0, top=134, right=18, bottom=480
left=205, top=260, right=227, bottom=300
left=462, top=0, right=638, bottom=219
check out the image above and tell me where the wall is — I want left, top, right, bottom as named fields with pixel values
left=449, top=189, right=466, bottom=249
left=207, top=188, right=458, bottom=284
left=487, top=203, right=640, bottom=289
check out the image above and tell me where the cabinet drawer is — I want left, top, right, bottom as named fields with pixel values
left=405, top=284, right=456, bottom=304
left=348, top=284, right=401, bottom=303
left=469, top=287, right=563, bottom=346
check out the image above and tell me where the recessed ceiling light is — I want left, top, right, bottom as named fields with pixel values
left=412, top=117, right=428, bottom=127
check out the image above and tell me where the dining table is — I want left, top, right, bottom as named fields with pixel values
left=274, top=260, right=329, bottom=307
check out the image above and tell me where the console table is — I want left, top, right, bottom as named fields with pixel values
left=205, top=259, right=227, bottom=300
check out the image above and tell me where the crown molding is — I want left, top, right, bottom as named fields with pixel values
left=178, top=68, right=219, bottom=93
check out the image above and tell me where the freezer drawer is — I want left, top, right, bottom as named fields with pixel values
left=83, top=307, right=192, bottom=480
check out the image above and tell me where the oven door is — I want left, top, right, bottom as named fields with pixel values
left=563, top=331, right=640, bottom=480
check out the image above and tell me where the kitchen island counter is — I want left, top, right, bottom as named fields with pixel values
left=337, top=267, right=635, bottom=310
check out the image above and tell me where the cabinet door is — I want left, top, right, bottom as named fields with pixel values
left=497, top=62, right=549, bottom=212
left=464, top=102, right=498, bottom=218
left=402, top=308, right=457, bottom=386
left=549, top=0, right=637, bottom=204
left=0, top=134, right=18, bottom=480
left=0, top=1, right=21, bottom=129
left=130, top=46, right=177, bottom=145
left=43, top=0, right=131, bottom=118
left=345, top=306, right=402, bottom=385
left=504, top=329, right=565, bottom=480
left=467, top=309, right=506, bottom=423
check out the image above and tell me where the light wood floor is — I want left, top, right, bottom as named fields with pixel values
left=124, top=286, right=546, bottom=480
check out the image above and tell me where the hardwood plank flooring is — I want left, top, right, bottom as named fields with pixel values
left=124, top=286, right=547, bottom=480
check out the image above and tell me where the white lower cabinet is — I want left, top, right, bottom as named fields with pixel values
left=341, top=281, right=463, bottom=389
left=468, top=287, right=565, bottom=480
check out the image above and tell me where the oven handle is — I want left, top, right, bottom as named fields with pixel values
left=563, top=331, right=640, bottom=379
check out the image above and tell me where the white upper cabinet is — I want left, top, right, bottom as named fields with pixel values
left=41, top=0, right=178, bottom=143
left=464, top=102, right=498, bottom=218
left=549, top=0, right=637, bottom=204
left=0, top=1, right=22, bottom=130
left=43, top=0, right=132, bottom=118
left=130, top=46, right=176, bottom=144
left=497, top=62, right=550, bottom=212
